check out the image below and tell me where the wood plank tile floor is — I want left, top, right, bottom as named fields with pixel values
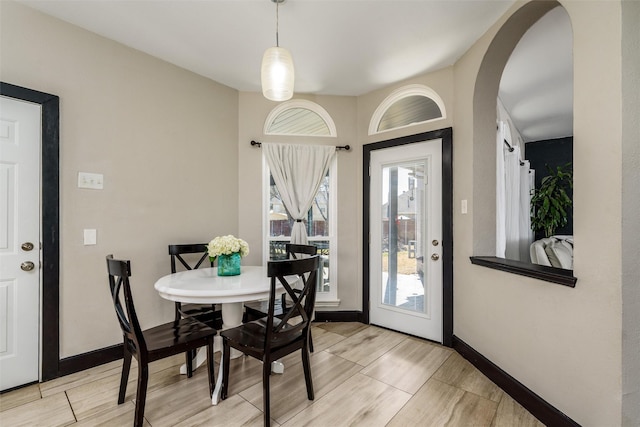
left=0, top=323, right=544, bottom=426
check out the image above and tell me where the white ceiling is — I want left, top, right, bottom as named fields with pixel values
left=499, top=6, right=573, bottom=142
left=19, top=0, right=572, bottom=142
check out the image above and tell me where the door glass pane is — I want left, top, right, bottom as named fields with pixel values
left=380, top=161, right=426, bottom=313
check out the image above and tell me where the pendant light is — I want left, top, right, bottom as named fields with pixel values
left=261, top=0, right=294, bottom=101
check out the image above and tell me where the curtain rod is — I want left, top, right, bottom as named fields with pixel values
left=503, top=139, right=514, bottom=152
left=503, top=139, right=525, bottom=166
left=250, top=140, right=350, bottom=151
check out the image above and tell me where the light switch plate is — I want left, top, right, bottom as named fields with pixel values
left=461, top=199, right=468, bottom=214
left=78, top=172, right=104, bottom=189
left=84, top=229, right=97, bottom=245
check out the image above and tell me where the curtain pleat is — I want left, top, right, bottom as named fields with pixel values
left=496, top=123, right=507, bottom=258
left=264, top=143, right=336, bottom=244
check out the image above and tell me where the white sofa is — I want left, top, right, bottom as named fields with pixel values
left=530, top=235, right=574, bottom=269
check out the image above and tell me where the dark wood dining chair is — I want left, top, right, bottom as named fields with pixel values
left=169, top=244, right=222, bottom=326
left=221, top=255, right=321, bottom=427
left=169, top=243, right=223, bottom=374
left=244, top=243, right=318, bottom=351
left=106, top=255, right=216, bottom=427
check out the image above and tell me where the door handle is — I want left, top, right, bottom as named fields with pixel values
left=431, top=253, right=440, bottom=261
left=21, top=261, right=35, bottom=271
left=22, top=242, right=34, bottom=251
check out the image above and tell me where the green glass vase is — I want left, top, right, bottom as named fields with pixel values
left=217, top=252, right=241, bottom=276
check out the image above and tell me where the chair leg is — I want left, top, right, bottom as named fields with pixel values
left=174, top=302, right=182, bottom=322
left=302, top=345, right=314, bottom=401
left=186, top=349, right=194, bottom=378
left=134, top=363, right=149, bottom=427
left=221, top=339, right=231, bottom=400
left=309, top=331, right=314, bottom=353
left=206, top=338, right=215, bottom=397
left=176, top=303, right=195, bottom=377
left=263, top=357, right=271, bottom=427
left=118, top=346, right=132, bottom=404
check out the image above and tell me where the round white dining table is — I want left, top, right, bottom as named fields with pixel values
left=154, top=265, right=285, bottom=405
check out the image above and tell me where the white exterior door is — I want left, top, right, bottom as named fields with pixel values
left=369, top=139, right=443, bottom=342
left=0, top=96, right=41, bottom=390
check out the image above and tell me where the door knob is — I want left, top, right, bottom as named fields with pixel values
left=431, top=253, right=440, bottom=261
left=21, top=261, right=35, bottom=271
left=432, top=240, right=439, bottom=246
left=21, top=242, right=34, bottom=251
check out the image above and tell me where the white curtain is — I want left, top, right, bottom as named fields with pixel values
left=264, top=143, right=336, bottom=244
left=519, top=161, right=534, bottom=261
left=504, top=146, right=522, bottom=260
left=496, top=122, right=507, bottom=258
left=497, top=121, right=534, bottom=260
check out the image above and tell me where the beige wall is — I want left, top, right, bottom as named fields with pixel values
left=453, top=1, right=625, bottom=425
left=357, top=1, right=632, bottom=425
left=2, top=0, right=637, bottom=424
left=237, top=92, right=361, bottom=309
left=0, top=1, right=239, bottom=357
left=621, top=0, right=640, bottom=423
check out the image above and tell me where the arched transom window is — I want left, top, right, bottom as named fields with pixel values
left=369, top=84, right=446, bottom=135
left=264, top=99, right=337, bottom=137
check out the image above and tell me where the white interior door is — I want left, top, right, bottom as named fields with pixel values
left=369, top=139, right=442, bottom=342
left=0, top=96, right=41, bottom=390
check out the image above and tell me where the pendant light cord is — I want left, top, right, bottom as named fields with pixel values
left=275, top=1, right=280, bottom=47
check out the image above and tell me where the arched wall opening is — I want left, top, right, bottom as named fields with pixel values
left=472, top=0, right=565, bottom=255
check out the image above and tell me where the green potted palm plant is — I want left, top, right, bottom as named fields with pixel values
left=530, top=163, right=573, bottom=238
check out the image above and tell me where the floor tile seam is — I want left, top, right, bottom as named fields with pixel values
left=323, top=349, right=368, bottom=368
left=358, top=363, right=433, bottom=396
left=68, top=391, right=138, bottom=424
left=290, top=356, right=363, bottom=410
left=64, top=390, right=78, bottom=424
left=40, top=366, right=125, bottom=397
left=358, top=370, right=424, bottom=397
left=42, top=369, right=131, bottom=399
left=354, top=335, right=412, bottom=369
left=424, top=350, right=456, bottom=384
left=236, top=392, right=265, bottom=421
left=5, top=388, right=68, bottom=413
left=320, top=332, right=360, bottom=355
left=457, top=385, right=503, bottom=405
left=382, top=388, right=416, bottom=427
left=0, top=390, right=42, bottom=413
left=357, top=351, right=454, bottom=398
left=435, top=364, right=503, bottom=403
left=350, top=371, right=415, bottom=398
left=364, top=337, right=454, bottom=381
left=337, top=372, right=414, bottom=424
left=283, top=369, right=367, bottom=419
left=388, top=378, right=463, bottom=427
left=313, top=324, right=366, bottom=339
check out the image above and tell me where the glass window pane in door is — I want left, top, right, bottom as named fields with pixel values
left=380, top=161, right=426, bottom=314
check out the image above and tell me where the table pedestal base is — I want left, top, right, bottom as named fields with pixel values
left=176, top=302, right=285, bottom=405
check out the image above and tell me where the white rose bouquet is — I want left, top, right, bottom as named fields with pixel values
left=207, top=235, right=250, bottom=261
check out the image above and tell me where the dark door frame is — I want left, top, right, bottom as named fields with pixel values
left=1, top=82, right=60, bottom=381
left=362, top=127, right=453, bottom=347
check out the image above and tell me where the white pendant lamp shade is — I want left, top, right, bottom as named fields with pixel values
left=261, top=46, right=295, bottom=101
